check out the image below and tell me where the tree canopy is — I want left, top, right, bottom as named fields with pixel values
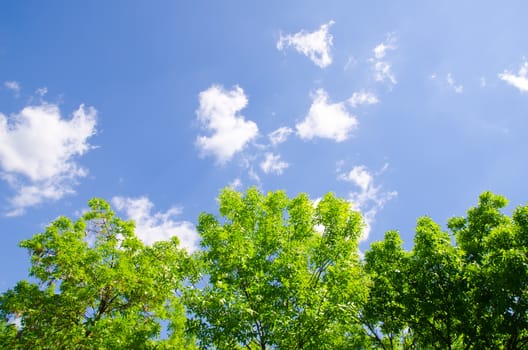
left=1, top=189, right=528, bottom=349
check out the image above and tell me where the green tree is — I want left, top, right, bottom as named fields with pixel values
left=0, top=198, right=195, bottom=349
left=449, top=192, right=528, bottom=349
left=407, top=217, right=465, bottom=349
left=363, top=230, right=414, bottom=349
left=185, top=188, right=370, bottom=349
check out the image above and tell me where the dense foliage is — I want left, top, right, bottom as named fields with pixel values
left=1, top=189, right=527, bottom=349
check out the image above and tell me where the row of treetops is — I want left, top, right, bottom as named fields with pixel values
left=1, top=188, right=527, bottom=349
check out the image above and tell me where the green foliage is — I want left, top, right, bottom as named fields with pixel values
left=186, top=188, right=369, bottom=349
left=0, top=198, right=194, bottom=349
left=2, top=190, right=528, bottom=349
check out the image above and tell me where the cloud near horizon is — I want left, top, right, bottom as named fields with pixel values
left=339, top=164, right=397, bottom=240
left=112, top=196, right=199, bottom=252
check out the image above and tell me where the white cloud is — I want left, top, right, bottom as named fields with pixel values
left=268, top=126, right=293, bottom=146
left=260, top=153, right=289, bottom=175
left=373, top=35, right=396, bottom=59
left=228, top=178, right=242, bottom=190
left=499, top=60, right=528, bottom=92
left=277, top=21, right=335, bottom=68
left=446, top=73, right=463, bottom=93
left=348, top=91, right=379, bottom=108
left=339, top=164, right=397, bottom=240
left=112, top=196, right=199, bottom=252
left=374, top=61, right=397, bottom=85
left=370, top=34, right=397, bottom=85
left=196, top=85, right=258, bottom=164
left=296, top=89, right=358, bottom=142
left=4, top=81, right=20, bottom=96
left=0, top=104, right=97, bottom=215
left=36, top=87, right=48, bottom=97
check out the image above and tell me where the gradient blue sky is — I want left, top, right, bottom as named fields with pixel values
left=1, top=1, right=528, bottom=291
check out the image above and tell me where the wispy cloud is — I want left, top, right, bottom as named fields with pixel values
left=369, top=34, right=397, bottom=85
left=347, top=91, right=379, bottom=108
left=499, top=60, right=528, bottom=92
left=338, top=163, right=397, bottom=240
left=0, top=103, right=97, bottom=216
left=196, top=85, right=258, bottom=164
left=296, top=89, right=366, bottom=142
left=277, top=21, right=335, bottom=68
left=268, top=126, right=293, bottom=146
left=112, top=196, right=199, bottom=252
left=4, top=81, right=20, bottom=96
left=446, top=73, right=464, bottom=93
left=260, top=153, right=289, bottom=175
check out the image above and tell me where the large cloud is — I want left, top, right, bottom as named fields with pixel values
left=277, top=21, right=335, bottom=68
left=0, top=103, right=97, bottom=216
left=296, top=89, right=358, bottom=142
left=499, top=60, right=528, bottom=92
left=112, top=196, right=199, bottom=252
left=196, top=85, right=258, bottom=164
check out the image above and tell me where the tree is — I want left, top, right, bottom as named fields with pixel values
left=185, top=188, right=370, bottom=349
left=407, top=217, right=465, bottom=349
left=449, top=192, right=528, bottom=349
left=363, top=230, right=414, bottom=349
left=0, top=198, right=195, bottom=349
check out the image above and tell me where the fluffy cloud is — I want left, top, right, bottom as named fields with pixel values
left=339, top=164, right=397, bottom=240
left=4, top=81, right=20, bottom=96
left=112, top=196, right=199, bottom=252
left=268, top=126, right=293, bottom=146
left=277, top=21, right=335, bottom=68
left=196, top=85, right=258, bottom=164
left=370, top=34, right=397, bottom=85
left=499, top=60, right=528, bottom=92
left=446, top=73, right=464, bottom=93
left=0, top=104, right=97, bottom=216
left=260, top=153, right=289, bottom=175
left=296, top=89, right=358, bottom=142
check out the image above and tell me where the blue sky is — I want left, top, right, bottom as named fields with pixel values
left=1, top=1, right=528, bottom=291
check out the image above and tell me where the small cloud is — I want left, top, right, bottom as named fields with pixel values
left=348, top=91, right=379, bottom=108
left=430, top=73, right=437, bottom=80
left=480, top=77, right=487, bottom=87
left=228, top=178, right=242, bottom=190
left=0, top=103, right=97, bottom=215
left=446, top=73, right=463, bottom=93
left=195, top=85, right=258, bottom=164
left=260, top=152, right=289, bottom=175
left=370, top=34, right=397, bottom=86
left=296, top=89, right=358, bottom=142
left=374, top=61, right=397, bottom=85
left=112, top=196, right=199, bottom=252
left=277, top=21, right=335, bottom=68
left=338, top=163, right=397, bottom=240
left=36, top=87, right=48, bottom=97
left=499, top=60, right=528, bottom=92
left=373, top=34, right=397, bottom=59
left=4, top=81, right=20, bottom=96
left=268, top=126, right=293, bottom=146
